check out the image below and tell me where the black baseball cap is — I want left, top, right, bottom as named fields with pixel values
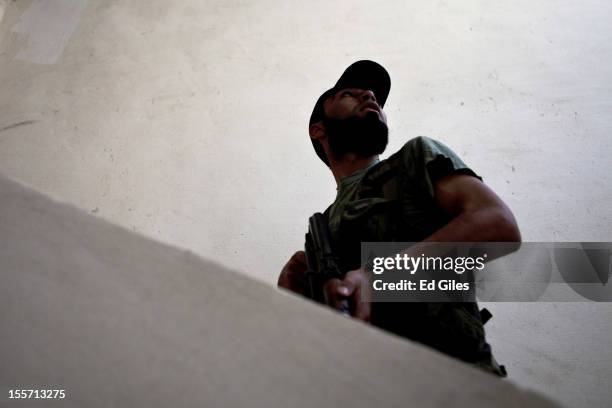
left=309, top=60, right=391, bottom=165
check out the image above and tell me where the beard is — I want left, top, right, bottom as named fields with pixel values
left=322, top=111, right=388, bottom=161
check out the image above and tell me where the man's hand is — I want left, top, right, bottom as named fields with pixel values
left=278, top=253, right=372, bottom=322
left=277, top=251, right=308, bottom=295
left=323, top=268, right=371, bottom=322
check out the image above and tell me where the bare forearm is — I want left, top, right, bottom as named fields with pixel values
left=424, top=207, right=521, bottom=243
left=396, top=207, right=521, bottom=262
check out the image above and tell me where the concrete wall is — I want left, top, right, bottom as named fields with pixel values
left=1, top=174, right=558, bottom=407
left=0, top=1, right=610, bottom=406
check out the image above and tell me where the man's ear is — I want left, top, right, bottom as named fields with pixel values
left=309, top=121, right=325, bottom=141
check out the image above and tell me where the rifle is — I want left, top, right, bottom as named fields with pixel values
left=304, top=212, right=351, bottom=316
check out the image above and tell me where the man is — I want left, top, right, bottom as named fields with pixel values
left=278, top=60, right=520, bottom=376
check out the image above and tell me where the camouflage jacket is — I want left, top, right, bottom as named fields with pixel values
left=322, top=136, right=506, bottom=376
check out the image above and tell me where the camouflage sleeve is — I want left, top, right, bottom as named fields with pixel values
left=400, top=136, right=482, bottom=197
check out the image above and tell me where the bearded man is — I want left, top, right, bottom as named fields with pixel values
left=278, top=60, right=520, bottom=376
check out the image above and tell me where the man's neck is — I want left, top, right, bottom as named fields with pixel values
left=330, top=154, right=379, bottom=185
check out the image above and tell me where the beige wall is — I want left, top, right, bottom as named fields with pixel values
left=1, top=174, right=559, bottom=408
left=1, top=1, right=611, bottom=407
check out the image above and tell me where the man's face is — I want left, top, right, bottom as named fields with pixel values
left=324, top=88, right=388, bottom=123
left=321, top=88, right=389, bottom=161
